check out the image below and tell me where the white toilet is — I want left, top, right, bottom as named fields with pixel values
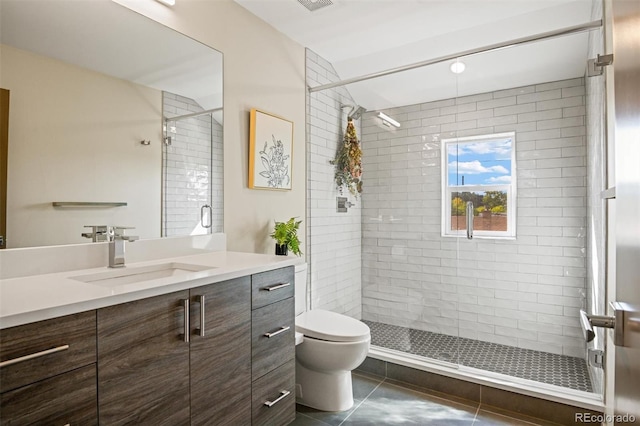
left=294, top=263, right=371, bottom=412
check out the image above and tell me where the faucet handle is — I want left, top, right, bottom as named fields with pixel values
left=111, top=226, right=138, bottom=241
left=82, top=225, right=110, bottom=242
left=112, top=226, right=135, bottom=234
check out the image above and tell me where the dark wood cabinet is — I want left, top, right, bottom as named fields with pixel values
left=252, top=298, right=295, bottom=381
left=190, top=276, right=252, bottom=426
left=0, top=364, right=97, bottom=425
left=97, top=290, right=191, bottom=426
left=252, top=360, right=296, bottom=426
left=0, top=310, right=96, bottom=393
left=251, top=266, right=296, bottom=426
left=0, top=311, right=98, bottom=425
left=1, top=266, right=295, bottom=426
left=252, top=267, right=295, bottom=309
left=96, top=278, right=256, bottom=426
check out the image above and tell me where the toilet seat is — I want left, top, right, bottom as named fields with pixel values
left=296, top=309, right=370, bottom=343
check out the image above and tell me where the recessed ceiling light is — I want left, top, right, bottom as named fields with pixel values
left=298, top=0, right=333, bottom=12
left=155, top=0, right=175, bottom=6
left=450, top=61, right=466, bottom=74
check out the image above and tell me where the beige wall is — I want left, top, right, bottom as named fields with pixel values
left=1, top=45, right=162, bottom=248
left=115, top=0, right=307, bottom=255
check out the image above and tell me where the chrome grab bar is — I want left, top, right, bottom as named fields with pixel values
left=466, top=201, right=473, bottom=240
left=263, top=282, right=291, bottom=292
left=0, top=344, right=70, bottom=368
left=264, top=326, right=290, bottom=338
left=264, top=390, right=291, bottom=407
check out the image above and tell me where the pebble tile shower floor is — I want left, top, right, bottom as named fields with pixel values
left=363, top=321, right=593, bottom=393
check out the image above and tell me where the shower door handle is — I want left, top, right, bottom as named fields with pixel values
left=200, top=204, right=212, bottom=228
left=580, top=302, right=640, bottom=348
left=465, top=202, right=473, bottom=240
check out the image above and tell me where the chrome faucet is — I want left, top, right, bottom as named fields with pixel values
left=108, top=226, right=139, bottom=268
left=81, top=225, right=110, bottom=242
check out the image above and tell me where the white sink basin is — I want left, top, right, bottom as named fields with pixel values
left=70, top=262, right=215, bottom=287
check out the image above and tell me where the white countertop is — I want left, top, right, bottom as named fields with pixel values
left=0, top=251, right=301, bottom=329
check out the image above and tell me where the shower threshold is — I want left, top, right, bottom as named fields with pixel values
left=364, top=320, right=604, bottom=411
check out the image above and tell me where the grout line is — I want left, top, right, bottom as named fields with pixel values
left=297, top=411, right=332, bottom=426
left=337, top=377, right=386, bottom=426
left=476, top=404, right=545, bottom=426
left=471, top=404, right=481, bottom=425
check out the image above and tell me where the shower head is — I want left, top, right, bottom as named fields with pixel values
left=349, top=106, right=366, bottom=120
left=345, top=105, right=366, bottom=121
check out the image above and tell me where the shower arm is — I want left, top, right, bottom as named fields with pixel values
left=341, top=105, right=366, bottom=121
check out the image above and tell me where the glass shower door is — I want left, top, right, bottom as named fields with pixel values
left=352, top=60, right=463, bottom=369
left=162, top=92, right=216, bottom=237
left=449, top=25, right=605, bottom=397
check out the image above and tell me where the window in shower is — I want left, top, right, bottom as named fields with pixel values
left=442, top=132, right=516, bottom=238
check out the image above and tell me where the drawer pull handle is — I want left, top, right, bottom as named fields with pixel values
left=182, top=299, right=190, bottom=343
left=0, top=344, right=70, bottom=368
left=264, top=390, right=291, bottom=407
left=195, top=295, right=205, bottom=337
left=263, top=282, right=291, bottom=292
left=264, top=326, right=290, bottom=338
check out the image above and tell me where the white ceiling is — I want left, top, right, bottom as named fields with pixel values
left=1, top=0, right=223, bottom=113
left=234, top=0, right=598, bottom=110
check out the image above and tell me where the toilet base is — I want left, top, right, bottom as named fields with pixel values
left=295, top=360, right=354, bottom=412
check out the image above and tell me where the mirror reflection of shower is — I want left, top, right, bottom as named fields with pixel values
left=162, top=92, right=224, bottom=237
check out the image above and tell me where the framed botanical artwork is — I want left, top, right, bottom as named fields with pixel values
left=249, top=109, right=294, bottom=190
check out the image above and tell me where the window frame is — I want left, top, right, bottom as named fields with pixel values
left=441, top=132, right=517, bottom=239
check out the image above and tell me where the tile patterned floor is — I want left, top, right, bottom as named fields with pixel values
left=292, top=373, right=552, bottom=426
left=363, top=321, right=593, bottom=393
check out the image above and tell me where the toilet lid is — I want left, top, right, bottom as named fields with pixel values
left=296, top=309, right=370, bottom=342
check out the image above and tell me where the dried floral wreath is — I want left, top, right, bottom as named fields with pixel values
left=330, top=118, right=363, bottom=197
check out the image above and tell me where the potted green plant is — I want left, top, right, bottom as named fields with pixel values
left=270, top=217, right=302, bottom=256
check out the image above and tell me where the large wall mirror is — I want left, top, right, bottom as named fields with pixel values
left=0, top=0, right=223, bottom=249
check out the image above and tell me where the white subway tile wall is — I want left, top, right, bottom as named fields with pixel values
left=361, top=78, right=588, bottom=358
left=163, top=93, right=223, bottom=236
left=306, top=49, right=362, bottom=318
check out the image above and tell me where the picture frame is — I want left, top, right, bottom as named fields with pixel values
left=249, top=108, right=294, bottom=190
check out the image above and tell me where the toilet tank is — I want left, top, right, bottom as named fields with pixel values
left=294, top=262, right=308, bottom=316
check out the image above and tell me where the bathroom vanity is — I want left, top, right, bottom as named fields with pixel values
left=0, top=250, right=297, bottom=426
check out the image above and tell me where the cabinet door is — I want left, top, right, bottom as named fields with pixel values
left=97, top=290, right=191, bottom=426
left=0, top=310, right=96, bottom=393
left=251, top=359, right=295, bottom=426
left=251, top=298, right=295, bottom=381
left=0, top=364, right=97, bottom=425
left=190, top=277, right=251, bottom=426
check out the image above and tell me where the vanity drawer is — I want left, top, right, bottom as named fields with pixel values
left=0, top=363, right=97, bottom=425
left=251, top=359, right=295, bottom=426
left=251, top=266, right=295, bottom=309
left=251, top=297, right=295, bottom=381
left=0, top=311, right=97, bottom=393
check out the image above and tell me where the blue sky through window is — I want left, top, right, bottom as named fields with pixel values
left=447, top=137, right=513, bottom=186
